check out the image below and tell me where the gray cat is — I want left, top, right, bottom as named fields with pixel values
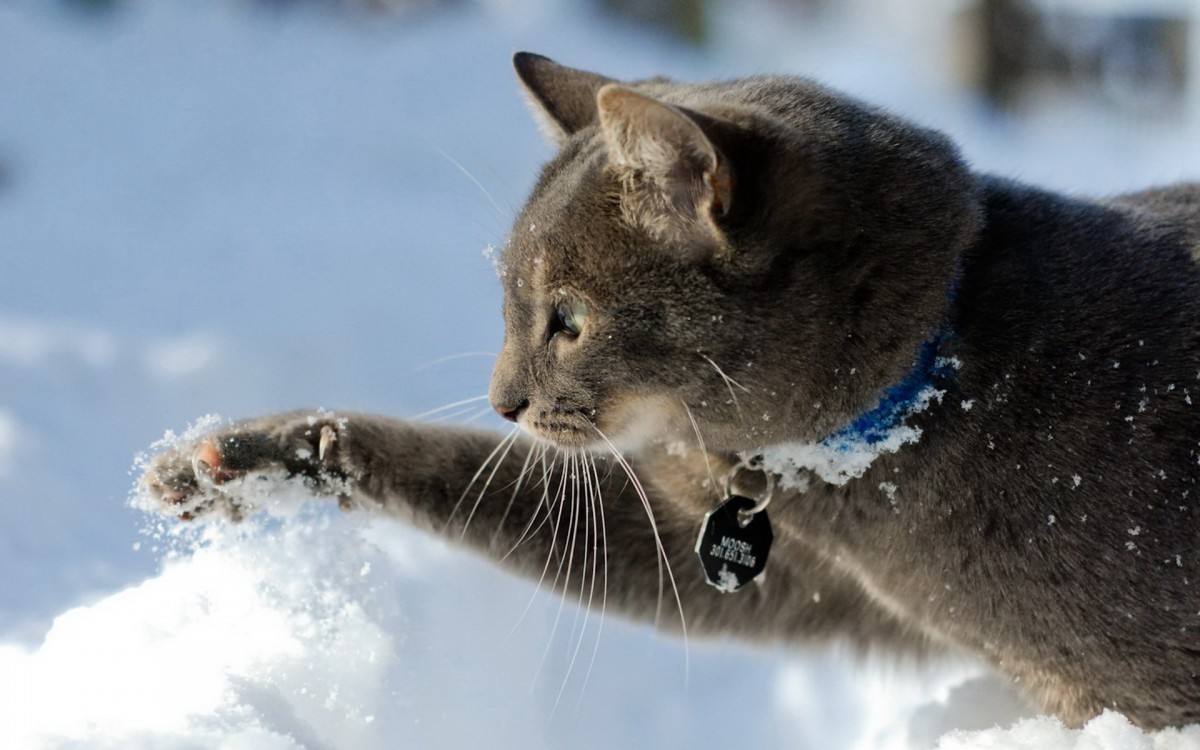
left=142, top=52, right=1200, bottom=730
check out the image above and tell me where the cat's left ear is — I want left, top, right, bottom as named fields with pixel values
left=514, top=52, right=615, bottom=146
left=597, top=84, right=732, bottom=256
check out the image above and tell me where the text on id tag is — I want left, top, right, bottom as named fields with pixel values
left=694, top=494, right=773, bottom=593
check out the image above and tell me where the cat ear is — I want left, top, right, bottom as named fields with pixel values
left=596, top=84, right=732, bottom=254
left=513, top=52, right=616, bottom=146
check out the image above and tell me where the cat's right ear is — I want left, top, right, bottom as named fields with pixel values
left=513, top=52, right=615, bottom=147
left=597, top=84, right=733, bottom=258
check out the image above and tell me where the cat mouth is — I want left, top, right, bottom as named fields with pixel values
left=521, top=394, right=678, bottom=451
left=525, top=411, right=596, bottom=447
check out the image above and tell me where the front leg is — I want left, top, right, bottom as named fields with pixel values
left=143, top=411, right=548, bottom=540
left=142, top=410, right=926, bottom=651
left=142, top=411, right=624, bottom=574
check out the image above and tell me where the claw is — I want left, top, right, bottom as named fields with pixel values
left=319, top=425, right=337, bottom=462
left=192, top=440, right=239, bottom=484
left=191, top=452, right=211, bottom=483
left=144, top=471, right=182, bottom=504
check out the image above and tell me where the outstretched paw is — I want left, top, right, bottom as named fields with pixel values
left=138, top=413, right=351, bottom=522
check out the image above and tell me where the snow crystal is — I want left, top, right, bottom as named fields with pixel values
left=715, top=564, right=742, bottom=593
left=760, top=423, right=917, bottom=487
left=759, top=386, right=943, bottom=487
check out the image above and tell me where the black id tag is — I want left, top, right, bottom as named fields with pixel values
left=694, top=495, right=773, bottom=593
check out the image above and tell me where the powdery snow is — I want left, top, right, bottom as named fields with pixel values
left=0, top=507, right=401, bottom=749
left=758, top=386, right=944, bottom=487
left=2, top=502, right=1194, bottom=749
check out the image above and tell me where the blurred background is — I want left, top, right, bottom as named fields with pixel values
left=1, top=0, right=1198, bottom=747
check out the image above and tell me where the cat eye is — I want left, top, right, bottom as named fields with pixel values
left=555, top=299, right=588, bottom=337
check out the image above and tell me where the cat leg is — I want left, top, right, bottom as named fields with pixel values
left=141, top=410, right=931, bottom=652
left=143, top=411, right=552, bottom=535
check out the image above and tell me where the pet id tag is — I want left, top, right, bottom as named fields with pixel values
left=694, top=495, right=773, bottom=593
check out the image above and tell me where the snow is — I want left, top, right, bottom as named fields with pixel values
left=1, top=0, right=1198, bottom=747
left=0, top=507, right=400, bottom=749
left=936, top=712, right=1200, bottom=750
left=759, top=385, right=944, bottom=487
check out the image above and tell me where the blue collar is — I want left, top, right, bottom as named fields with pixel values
left=753, top=271, right=963, bottom=487
left=820, top=329, right=957, bottom=452
left=824, top=267, right=962, bottom=452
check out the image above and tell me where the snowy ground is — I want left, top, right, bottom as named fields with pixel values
left=2, top=1, right=1199, bottom=748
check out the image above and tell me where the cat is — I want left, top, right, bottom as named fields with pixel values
left=142, top=52, right=1200, bottom=730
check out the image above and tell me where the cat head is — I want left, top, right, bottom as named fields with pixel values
left=489, top=53, right=980, bottom=454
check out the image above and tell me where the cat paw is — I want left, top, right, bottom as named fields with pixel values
left=138, top=413, right=350, bottom=522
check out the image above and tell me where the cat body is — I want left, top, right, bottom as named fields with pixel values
left=144, top=54, right=1200, bottom=729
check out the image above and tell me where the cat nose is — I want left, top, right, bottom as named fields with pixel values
left=493, top=399, right=529, bottom=423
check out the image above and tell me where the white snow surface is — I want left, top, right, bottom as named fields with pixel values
left=0, top=507, right=399, bottom=750
left=936, top=713, right=1200, bottom=750
left=3, top=0, right=1199, bottom=748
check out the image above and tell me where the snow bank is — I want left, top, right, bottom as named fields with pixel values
left=0, top=497, right=1194, bottom=749
left=0, top=505, right=404, bottom=749
left=937, top=712, right=1200, bottom=750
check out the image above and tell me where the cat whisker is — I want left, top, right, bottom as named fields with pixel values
left=592, top=426, right=689, bottom=685
left=436, top=147, right=510, bottom=222
left=445, top=426, right=519, bottom=534
left=426, top=404, right=491, bottom=425
left=458, top=405, right=500, bottom=426
left=576, top=451, right=609, bottom=712
left=504, top=448, right=568, bottom=645
left=681, top=399, right=721, bottom=502
left=534, top=451, right=582, bottom=696
left=552, top=450, right=596, bottom=715
left=501, top=446, right=559, bottom=562
left=491, top=441, right=546, bottom=549
left=477, top=157, right=520, bottom=215
left=411, top=351, right=498, bottom=372
left=412, top=394, right=491, bottom=421
left=592, top=430, right=659, bottom=623
left=700, top=353, right=750, bottom=418
left=460, top=428, right=523, bottom=538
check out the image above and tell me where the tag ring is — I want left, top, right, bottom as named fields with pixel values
left=726, top=467, right=774, bottom=527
